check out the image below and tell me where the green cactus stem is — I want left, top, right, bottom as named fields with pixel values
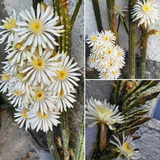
left=75, top=120, right=84, bottom=160
left=136, top=29, right=159, bottom=46
left=46, top=131, right=60, bottom=160
left=92, top=0, right=103, bottom=32
left=106, top=0, right=118, bottom=43
left=71, top=0, right=82, bottom=29
left=140, top=26, right=148, bottom=79
left=33, top=0, right=43, bottom=10
left=129, top=0, right=136, bottom=79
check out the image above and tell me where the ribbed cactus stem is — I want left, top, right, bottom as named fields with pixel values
left=92, top=0, right=103, bottom=32
left=106, top=0, right=118, bottom=43
left=61, top=112, right=70, bottom=160
left=75, top=120, right=84, bottom=160
left=46, top=131, right=60, bottom=160
left=129, top=0, right=136, bottom=79
left=141, top=26, right=148, bottom=79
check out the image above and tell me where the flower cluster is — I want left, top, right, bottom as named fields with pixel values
left=132, top=0, right=160, bottom=28
left=87, top=30, right=125, bottom=79
left=0, top=3, right=80, bottom=132
left=86, top=97, right=124, bottom=130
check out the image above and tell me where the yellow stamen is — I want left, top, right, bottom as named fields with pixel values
left=123, top=142, right=134, bottom=153
left=57, top=70, right=68, bottom=80
left=97, top=106, right=106, bottom=114
left=29, top=19, right=43, bottom=34
left=90, top=58, right=95, bottom=63
left=91, top=36, right=97, bottom=42
left=32, top=58, right=45, bottom=70
left=34, top=90, right=44, bottom=101
left=104, top=36, right=109, bottom=42
left=142, top=4, right=151, bottom=13
left=109, top=62, right=114, bottom=67
left=107, top=49, right=112, bottom=54
left=14, top=90, right=23, bottom=96
left=117, top=52, right=121, bottom=56
left=22, top=109, right=29, bottom=118
left=38, top=112, right=48, bottom=119
left=4, top=18, right=17, bottom=31
left=103, top=72, right=107, bottom=77
left=1, top=73, right=11, bottom=81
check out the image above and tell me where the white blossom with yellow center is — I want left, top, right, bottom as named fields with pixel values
left=50, top=53, right=80, bottom=96
left=14, top=108, right=30, bottom=130
left=21, top=49, right=60, bottom=86
left=132, top=0, right=160, bottom=28
left=86, top=97, right=124, bottom=130
left=30, top=86, right=57, bottom=114
left=15, top=3, right=64, bottom=53
left=28, top=110, right=60, bottom=132
left=0, top=9, right=19, bottom=49
left=110, top=133, right=139, bottom=160
left=0, top=72, right=11, bottom=93
left=114, top=5, right=127, bottom=20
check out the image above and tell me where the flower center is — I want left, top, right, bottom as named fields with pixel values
left=111, top=71, right=116, bottom=75
left=34, top=90, right=44, bottom=101
left=142, top=4, right=151, bottom=13
left=1, top=73, right=10, bottom=81
left=104, top=36, right=109, bottom=41
left=123, top=142, right=134, bottom=153
left=97, top=105, right=106, bottom=114
left=14, top=90, right=23, bottom=96
left=3, top=18, right=17, bottom=31
left=117, top=51, right=121, bottom=56
left=91, top=36, right=97, bottom=42
left=109, top=62, right=114, bottom=67
left=107, top=49, right=112, bottom=54
left=102, top=72, right=107, bottom=77
left=90, top=58, right=95, bottom=63
left=57, top=70, right=68, bottom=80
left=29, top=19, right=43, bottom=34
left=32, top=58, right=45, bottom=70
left=22, top=109, right=29, bottom=118
left=38, top=112, right=49, bottom=119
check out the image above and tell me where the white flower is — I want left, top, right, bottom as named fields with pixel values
left=21, top=49, right=60, bottom=86
left=14, top=107, right=30, bottom=130
left=50, top=53, right=80, bottom=95
left=28, top=110, right=60, bottom=132
left=107, top=69, right=121, bottom=80
left=99, top=72, right=109, bottom=79
left=98, top=30, right=116, bottom=48
left=132, top=0, right=160, bottom=28
left=87, top=31, right=99, bottom=47
left=30, top=85, right=57, bottom=114
left=103, top=46, right=117, bottom=60
left=6, top=42, right=33, bottom=67
left=0, top=72, right=12, bottom=93
left=110, top=133, right=139, bottom=160
left=114, top=5, right=127, bottom=20
left=7, top=86, right=31, bottom=108
left=0, top=9, right=19, bottom=49
left=55, top=89, right=76, bottom=112
left=87, top=53, right=98, bottom=69
left=15, top=3, right=64, bottom=52
left=86, top=97, right=124, bottom=130
left=2, top=61, right=18, bottom=75
left=115, top=45, right=125, bottom=61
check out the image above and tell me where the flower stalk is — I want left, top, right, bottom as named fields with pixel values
left=129, top=0, right=136, bottom=79
left=99, top=123, right=108, bottom=152
left=106, top=0, right=118, bottom=43
left=92, top=0, right=103, bottom=32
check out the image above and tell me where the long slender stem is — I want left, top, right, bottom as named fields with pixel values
left=92, top=0, right=103, bottom=32
left=61, top=112, right=70, bottom=160
left=106, top=0, right=118, bottom=43
left=46, top=131, right=60, bottom=160
left=141, top=26, right=148, bottom=79
left=129, top=0, right=136, bottom=79
left=71, top=0, right=82, bottom=29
